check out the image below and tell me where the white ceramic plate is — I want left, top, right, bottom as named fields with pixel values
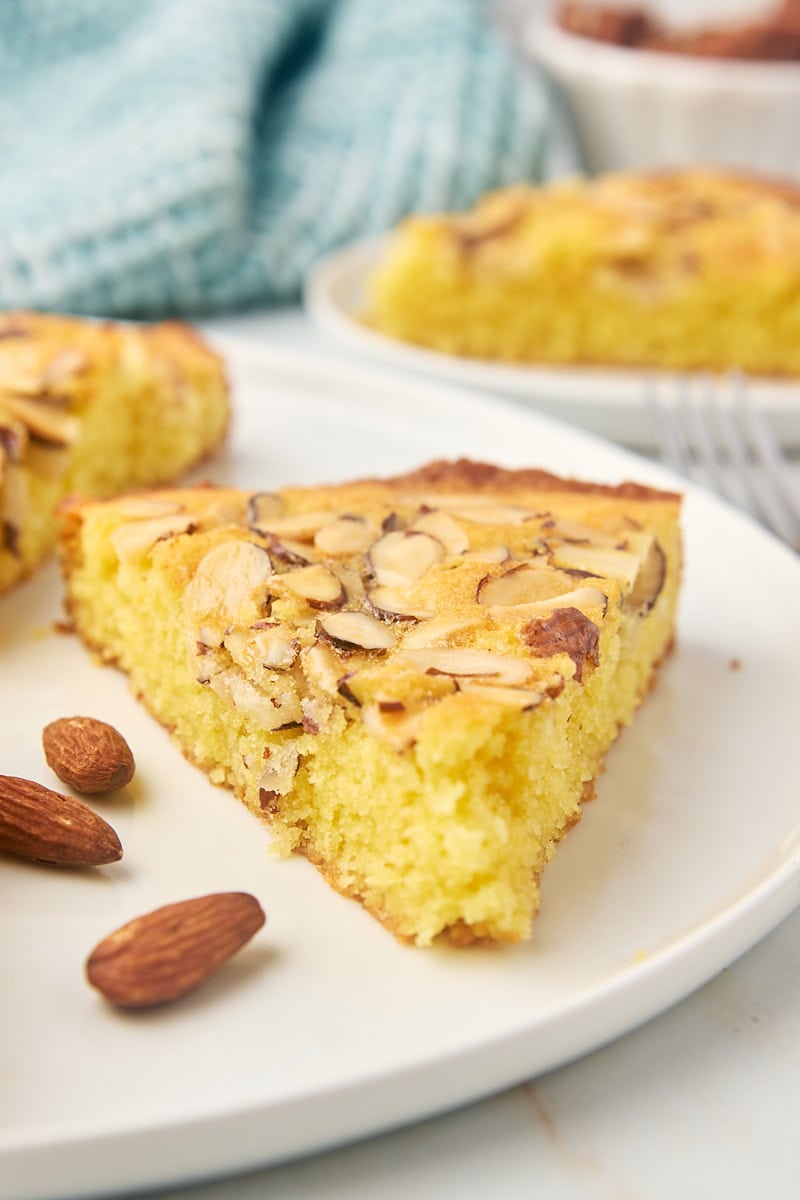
left=2, top=339, right=800, bottom=1200
left=304, top=238, right=800, bottom=448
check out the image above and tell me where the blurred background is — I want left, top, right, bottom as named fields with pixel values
left=0, top=0, right=797, bottom=320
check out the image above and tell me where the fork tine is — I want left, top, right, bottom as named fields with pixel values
left=644, top=377, right=691, bottom=476
left=728, top=373, right=800, bottom=547
left=702, top=378, right=767, bottom=518
left=682, top=379, right=736, bottom=504
left=645, top=373, right=799, bottom=551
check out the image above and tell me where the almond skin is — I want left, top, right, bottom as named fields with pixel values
left=0, top=775, right=123, bottom=866
left=86, top=893, right=266, bottom=1008
left=43, top=716, right=135, bottom=794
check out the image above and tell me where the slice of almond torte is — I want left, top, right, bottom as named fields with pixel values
left=58, top=459, right=681, bottom=946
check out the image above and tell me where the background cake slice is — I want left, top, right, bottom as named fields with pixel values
left=58, top=459, right=681, bottom=946
left=0, top=311, right=229, bottom=595
left=364, top=168, right=800, bottom=373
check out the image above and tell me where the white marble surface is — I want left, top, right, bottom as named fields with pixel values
left=122, top=309, right=800, bottom=1199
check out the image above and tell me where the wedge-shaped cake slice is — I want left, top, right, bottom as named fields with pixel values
left=0, top=311, right=229, bottom=595
left=59, top=459, right=681, bottom=946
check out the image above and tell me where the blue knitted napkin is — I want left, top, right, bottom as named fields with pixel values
left=0, top=0, right=580, bottom=317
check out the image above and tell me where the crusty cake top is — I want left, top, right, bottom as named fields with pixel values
left=60, top=460, right=680, bottom=758
left=382, top=168, right=800, bottom=272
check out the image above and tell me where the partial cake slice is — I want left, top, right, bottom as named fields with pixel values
left=364, top=168, right=800, bottom=373
left=59, top=459, right=681, bottom=946
left=0, top=311, right=229, bottom=595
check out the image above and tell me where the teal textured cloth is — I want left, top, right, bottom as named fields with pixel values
left=0, top=0, right=580, bottom=317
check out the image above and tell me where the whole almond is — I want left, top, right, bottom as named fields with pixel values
left=43, top=716, right=135, bottom=794
left=86, top=892, right=266, bottom=1008
left=0, top=774, right=123, bottom=866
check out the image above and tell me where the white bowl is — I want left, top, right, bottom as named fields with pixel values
left=526, top=14, right=800, bottom=177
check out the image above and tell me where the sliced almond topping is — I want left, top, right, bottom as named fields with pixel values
left=368, top=529, right=444, bottom=587
left=541, top=517, right=620, bottom=546
left=550, top=543, right=641, bottom=587
left=0, top=417, right=28, bottom=463
left=111, top=513, right=196, bottom=560
left=461, top=545, right=511, bottom=564
left=277, top=564, right=346, bottom=609
left=457, top=682, right=544, bottom=710
left=314, top=515, right=376, bottom=557
left=477, top=563, right=573, bottom=608
left=400, top=647, right=532, bottom=686
left=210, top=667, right=302, bottom=731
left=223, top=623, right=300, bottom=672
left=303, top=642, right=347, bottom=694
left=447, top=502, right=538, bottom=526
left=185, top=540, right=273, bottom=630
left=317, top=610, right=396, bottom=652
left=492, top=585, right=608, bottom=621
left=625, top=535, right=666, bottom=614
left=250, top=510, right=335, bottom=541
left=43, top=348, right=86, bottom=387
left=411, top=510, right=469, bottom=555
left=258, top=744, right=300, bottom=804
left=247, top=491, right=285, bottom=524
left=366, top=586, right=433, bottom=623
left=400, top=616, right=480, bottom=648
left=265, top=535, right=319, bottom=567
left=0, top=394, right=79, bottom=447
left=361, top=704, right=422, bottom=752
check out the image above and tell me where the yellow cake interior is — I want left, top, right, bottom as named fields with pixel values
left=365, top=169, right=800, bottom=373
left=59, top=461, right=681, bottom=946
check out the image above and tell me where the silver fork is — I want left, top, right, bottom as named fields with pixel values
left=645, top=373, right=800, bottom=551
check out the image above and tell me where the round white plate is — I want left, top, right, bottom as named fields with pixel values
left=2, top=339, right=800, bottom=1200
left=304, top=238, right=800, bottom=448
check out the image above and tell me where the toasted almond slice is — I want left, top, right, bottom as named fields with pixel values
left=541, top=517, right=620, bottom=546
left=400, top=647, right=531, bottom=686
left=361, top=704, right=423, bottom=752
left=185, top=540, right=273, bottom=629
left=303, top=642, right=346, bottom=694
left=457, top=682, right=544, bottom=710
left=477, top=564, right=573, bottom=608
left=0, top=415, right=28, bottom=462
left=461, top=545, right=511, bottom=564
left=550, top=543, right=641, bottom=587
left=314, top=515, right=376, bottom=557
left=368, top=530, right=444, bottom=587
left=0, top=394, right=79, bottom=447
left=449, top=503, right=538, bottom=526
left=625, top=534, right=666, bottom=614
left=317, top=610, right=396, bottom=651
left=43, top=348, right=87, bottom=386
left=400, top=616, right=480, bottom=648
left=265, top=535, right=319, bottom=567
left=411, top=510, right=469, bottom=555
left=488, top=585, right=608, bottom=621
left=278, top=564, right=345, bottom=609
left=210, top=666, right=302, bottom=730
left=250, top=511, right=335, bottom=541
left=366, top=586, right=433, bottom=623
left=247, top=491, right=285, bottom=523
left=112, top=513, right=196, bottom=560
left=223, top=623, right=300, bottom=671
